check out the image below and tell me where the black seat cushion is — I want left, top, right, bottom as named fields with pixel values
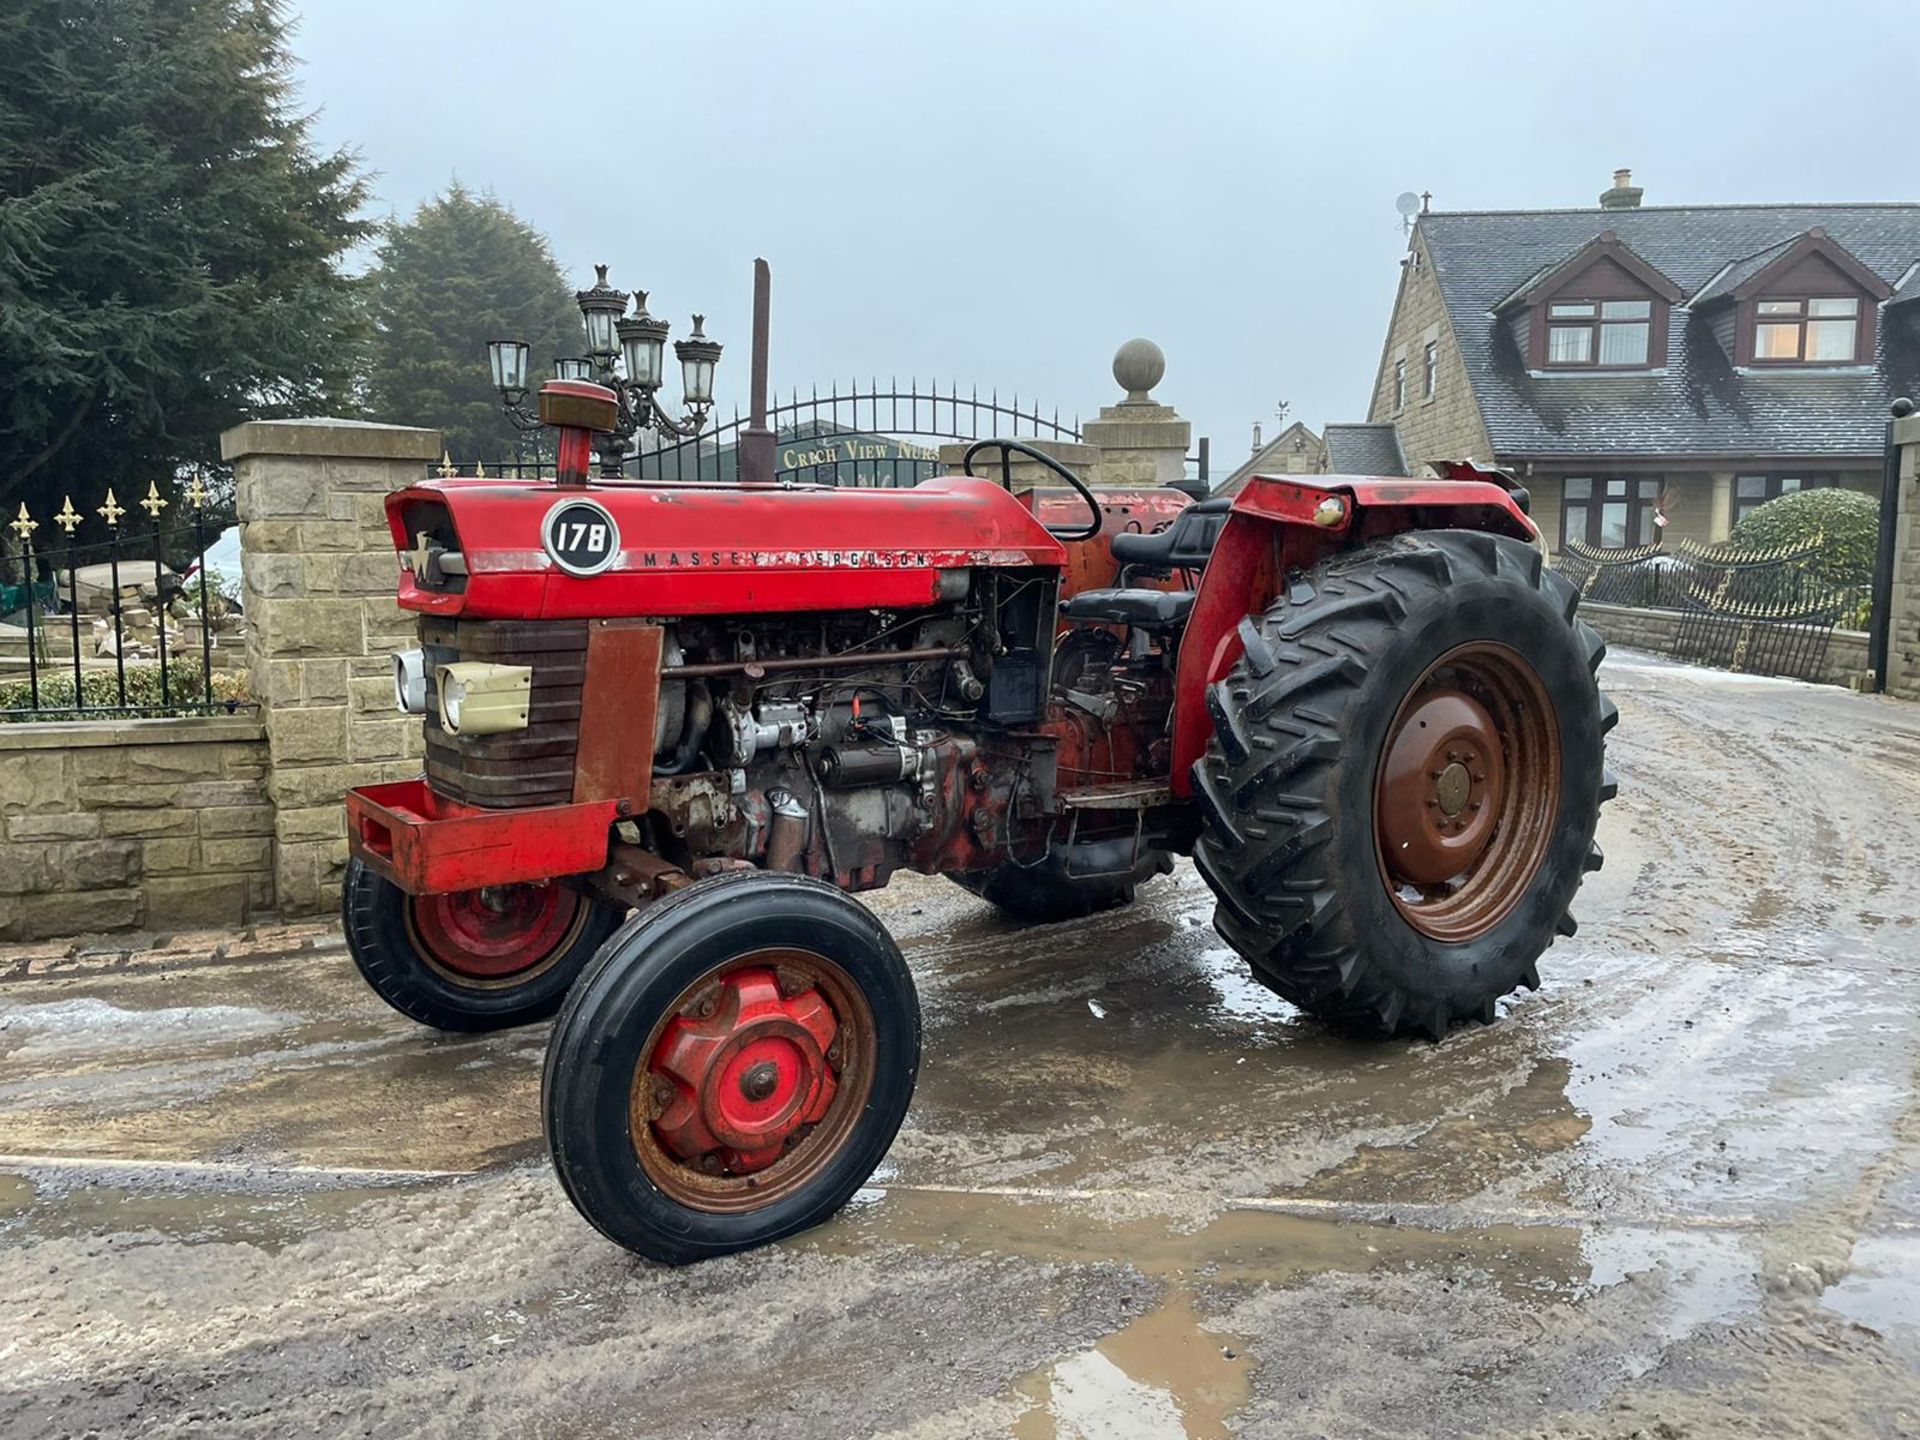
left=1109, top=497, right=1231, bottom=573
left=1059, top=588, right=1196, bottom=630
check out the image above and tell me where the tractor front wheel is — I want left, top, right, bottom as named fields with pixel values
left=543, top=871, right=920, bottom=1264
left=343, top=858, right=623, bottom=1032
left=1192, top=530, right=1615, bottom=1040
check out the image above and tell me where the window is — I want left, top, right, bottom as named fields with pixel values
left=1393, top=359, right=1407, bottom=411
left=1561, top=476, right=1662, bottom=549
left=1751, top=297, right=1860, bottom=363
left=1732, top=473, right=1834, bottom=525
left=1422, top=341, right=1438, bottom=400
left=1545, top=299, right=1652, bottom=367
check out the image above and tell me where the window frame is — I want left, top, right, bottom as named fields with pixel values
left=1542, top=297, right=1655, bottom=370
left=1422, top=340, right=1438, bottom=400
left=1731, top=473, right=1836, bottom=526
left=1746, top=296, right=1863, bottom=366
left=1559, top=476, right=1663, bottom=550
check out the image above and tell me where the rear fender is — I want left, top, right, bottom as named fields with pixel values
left=1168, top=475, right=1535, bottom=796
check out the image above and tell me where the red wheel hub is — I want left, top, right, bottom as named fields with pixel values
left=648, top=968, right=840, bottom=1175
left=408, top=884, right=578, bottom=981
left=1376, top=688, right=1506, bottom=886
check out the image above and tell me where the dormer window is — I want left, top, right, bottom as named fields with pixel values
left=1546, top=299, right=1653, bottom=367
left=1752, top=296, right=1860, bottom=363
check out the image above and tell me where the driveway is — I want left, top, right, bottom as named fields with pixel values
left=2, top=652, right=1918, bottom=1439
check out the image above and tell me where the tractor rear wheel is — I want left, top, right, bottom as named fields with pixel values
left=948, top=848, right=1172, bottom=922
left=1192, top=530, right=1615, bottom=1040
left=543, top=871, right=920, bottom=1265
left=343, top=858, right=623, bottom=1032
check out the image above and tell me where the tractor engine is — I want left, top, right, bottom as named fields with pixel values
left=405, top=578, right=1173, bottom=906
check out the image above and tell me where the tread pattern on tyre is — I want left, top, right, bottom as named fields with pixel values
left=1190, top=530, right=1614, bottom=1040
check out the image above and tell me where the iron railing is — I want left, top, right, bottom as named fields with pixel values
left=437, top=379, right=1210, bottom=489
left=1555, top=535, right=1869, bottom=684
left=1, top=476, right=251, bottom=721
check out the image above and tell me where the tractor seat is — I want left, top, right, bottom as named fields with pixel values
left=1108, top=497, right=1231, bottom=574
left=1059, top=588, right=1196, bottom=631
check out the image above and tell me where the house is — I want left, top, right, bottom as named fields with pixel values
left=1215, top=421, right=1324, bottom=494
left=1214, top=420, right=1409, bottom=495
left=1365, top=171, right=1920, bottom=552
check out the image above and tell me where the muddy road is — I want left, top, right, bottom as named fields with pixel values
left=2, top=652, right=1918, bottom=1439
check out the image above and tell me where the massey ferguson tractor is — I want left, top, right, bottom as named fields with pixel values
left=343, top=379, right=1614, bottom=1264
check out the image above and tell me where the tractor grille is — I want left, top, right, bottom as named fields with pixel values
left=421, top=617, right=587, bottom=809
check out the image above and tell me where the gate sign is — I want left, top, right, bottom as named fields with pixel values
left=543, top=498, right=621, bottom=577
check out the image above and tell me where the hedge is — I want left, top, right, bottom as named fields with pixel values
left=0, top=661, right=252, bottom=721
left=1728, top=487, right=1879, bottom=586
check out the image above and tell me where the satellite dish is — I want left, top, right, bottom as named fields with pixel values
left=1395, top=191, right=1422, bottom=218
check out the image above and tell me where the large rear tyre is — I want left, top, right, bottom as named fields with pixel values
left=947, top=849, right=1173, bottom=922
left=543, top=871, right=920, bottom=1265
left=1192, top=530, right=1615, bottom=1040
left=343, top=858, right=623, bottom=1032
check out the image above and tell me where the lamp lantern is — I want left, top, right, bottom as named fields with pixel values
left=553, top=357, right=594, bottom=382
left=675, top=316, right=722, bottom=411
left=575, top=263, right=628, bottom=363
left=487, top=339, right=531, bottom=397
left=617, top=291, right=671, bottom=392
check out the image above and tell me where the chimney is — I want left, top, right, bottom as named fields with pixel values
left=1251, top=421, right=1263, bottom=453
left=1600, top=167, right=1643, bottom=210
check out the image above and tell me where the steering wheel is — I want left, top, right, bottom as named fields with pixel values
left=961, top=439, right=1103, bottom=542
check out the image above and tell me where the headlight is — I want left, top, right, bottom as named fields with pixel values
left=393, top=649, right=427, bottom=714
left=435, top=662, right=532, bottom=736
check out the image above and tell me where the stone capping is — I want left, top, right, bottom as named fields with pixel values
left=220, top=417, right=441, bottom=464
left=1896, top=411, right=1920, bottom=449
left=0, top=716, right=267, bottom=751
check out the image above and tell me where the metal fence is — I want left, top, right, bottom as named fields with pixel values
left=1, top=476, right=251, bottom=721
left=439, top=379, right=1209, bottom=489
left=1555, top=535, right=1869, bottom=683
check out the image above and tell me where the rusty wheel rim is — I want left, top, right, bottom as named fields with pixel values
left=1374, top=642, right=1559, bottom=943
left=628, top=949, right=876, bottom=1214
left=405, top=884, right=586, bottom=989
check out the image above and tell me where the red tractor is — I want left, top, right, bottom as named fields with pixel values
left=344, top=381, right=1614, bottom=1264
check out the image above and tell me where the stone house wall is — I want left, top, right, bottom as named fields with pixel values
left=0, top=717, right=272, bottom=940
left=1366, top=234, right=1495, bottom=467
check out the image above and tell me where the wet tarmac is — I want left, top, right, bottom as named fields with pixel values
left=2, top=652, right=1918, bottom=1438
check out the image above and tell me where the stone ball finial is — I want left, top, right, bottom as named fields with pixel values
left=1112, top=338, right=1165, bottom=403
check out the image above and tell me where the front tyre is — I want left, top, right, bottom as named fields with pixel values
left=1192, top=530, right=1615, bottom=1040
left=543, top=871, right=921, bottom=1265
left=343, top=858, right=623, bottom=1032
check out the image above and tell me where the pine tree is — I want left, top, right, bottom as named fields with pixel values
left=0, top=0, right=372, bottom=521
left=364, top=184, right=584, bottom=465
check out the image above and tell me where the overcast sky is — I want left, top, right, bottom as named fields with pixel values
left=290, top=0, right=1912, bottom=460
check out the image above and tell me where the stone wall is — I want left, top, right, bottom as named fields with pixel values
left=1887, top=411, right=1920, bottom=700
left=223, top=418, right=442, bottom=915
left=1367, top=233, right=1494, bottom=467
left=1581, top=601, right=1872, bottom=689
left=0, top=717, right=272, bottom=940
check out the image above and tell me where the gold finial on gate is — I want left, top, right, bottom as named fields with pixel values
left=140, top=480, right=168, bottom=518
left=473, top=460, right=486, bottom=478
left=54, top=497, right=82, bottom=535
left=438, top=451, right=458, bottom=478
left=183, top=469, right=210, bottom=511
left=98, top=489, right=125, bottom=527
left=9, top=503, right=36, bottom=542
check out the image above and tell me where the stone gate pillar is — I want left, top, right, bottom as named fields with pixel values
left=219, top=418, right=441, bottom=914
left=1081, top=339, right=1192, bottom=489
left=1887, top=408, right=1920, bottom=700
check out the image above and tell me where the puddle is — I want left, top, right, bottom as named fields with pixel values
left=0, top=997, right=300, bottom=1063
left=1581, top=1226, right=1761, bottom=1373
left=822, top=1185, right=1585, bottom=1299
left=1819, top=1233, right=1920, bottom=1336
left=1010, top=1289, right=1250, bottom=1440
left=0, top=1170, right=439, bottom=1251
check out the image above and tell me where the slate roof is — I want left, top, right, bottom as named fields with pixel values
left=1324, top=422, right=1409, bottom=476
left=1417, top=204, right=1920, bottom=459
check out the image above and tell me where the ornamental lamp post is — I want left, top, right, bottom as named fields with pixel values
left=488, top=262, right=723, bottom=479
